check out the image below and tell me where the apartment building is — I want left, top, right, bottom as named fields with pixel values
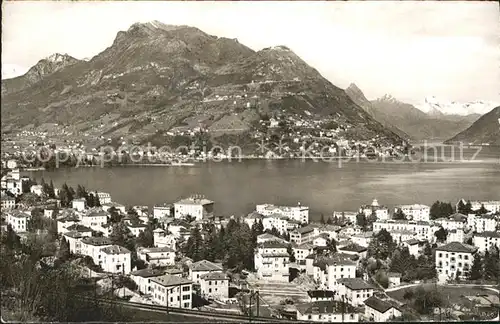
left=137, top=247, right=176, bottom=266
left=395, top=204, right=430, bottom=222
left=130, top=268, right=166, bottom=295
left=101, top=245, right=131, bottom=274
left=335, top=278, right=377, bottom=307
left=473, top=231, right=500, bottom=253
left=373, top=220, right=439, bottom=242
left=150, top=274, right=193, bottom=309
left=256, top=203, right=309, bottom=224
left=174, top=197, right=214, bottom=220
left=435, top=242, right=478, bottom=283
left=254, top=240, right=290, bottom=282
left=359, top=199, right=389, bottom=220
left=6, top=210, right=30, bottom=233
left=188, top=260, right=224, bottom=285
left=199, top=272, right=229, bottom=300
left=296, top=301, right=359, bottom=322
left=79, top=237, right=113, bottom=268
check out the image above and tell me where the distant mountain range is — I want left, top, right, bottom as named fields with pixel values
left=445, top=106, right=500, bottom=146
left=1, top=21, right=403, bottom=146
left=346, top=83, right=482, bottom=142
left=416, top=96, right=498, bottom=116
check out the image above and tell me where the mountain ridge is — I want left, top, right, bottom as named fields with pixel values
left=445, top=106, right=500, bottom=145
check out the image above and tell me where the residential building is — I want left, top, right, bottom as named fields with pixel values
left=312, top=234, right=328, bottom=247
left=102, top=202, right=126, bottom=214
left=435, top=242, right=478, bottom=283
left=127, top=223, right=147, bottom=237
left=292, top=243, right=314, bottom=262
left=471, top=215, right=498, bottom=233
left=150, top=274, right=193, bottom=309
left=1, top=193, right=15, bottom=210
left=254, top=240, right=290, bottom=282
left=373, top=220, right=439, bottom=242
left=256, top=203, right=309, bottom=224
left=138, top=247, right=176, bottom=266
left=337, top=243, right=368, bottom=260
left=101, top=245, right=131, bottom=274
left=57, top=216, right=80, bottom=234
left=311, top=256, right=356, bottom=290
left=333, top=211, right=357, bottom=224
left=364, top=296, right=402, bottom=322
left=395, top=204, right=430, bottom=222
left=153, top=204, right=173, bottom=219
left=457, top=199, right=500, bottom=213
left=335, top=278, right=377, bottom=307
left=63, top=231, right=88, bottom=255
left=81, top=209, right=109, bottom=231
left=388, top=273, right=401, bottom=288
left=188, top=260, right=224, bottom=285
left=257, top=233, right=286, bottom=244
left=473, top=231, right=500, bottom=253
left=153, top=229, right=176, bottom=250
left=72, top=198, right=87, bottom=212
left=390, top=230, right=415, bottom=244
left=307, top=290, right=335, bottom=302
left=402, top=239, right=420, bottom=257
left=199, top=272, right=229, bottom=300
left=447, top=229, right=464, bottom=244
left=296, top=301, right=359, bottom=322
left=30, top=184, right=44, bottom=196
left=130, top=268, right=166, bottom=295
left=435, top=214, right=467, bottom=231
left=350, top=232, right=373, bottom=247
left=290, top=226, right=320, bottom=245
left=6, top=210, right=30, bottom=233
left=174, top=197, right=214, bottom=220
left=80, top=237, right=113, bottom=268
left=92, top=191, right=111, bottom=204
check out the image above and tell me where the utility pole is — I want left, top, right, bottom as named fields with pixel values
left=341, top=295, right=345, bottom=323
left=248, top=290, right=253, bottom=322
left=256, top=291, right=260, bottom=318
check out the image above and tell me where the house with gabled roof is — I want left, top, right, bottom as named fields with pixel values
left=188, top=260, right=224, bottom=284
left=364, top=295, right=402, bottom=322
left=150, top=274, right=193, bottom=309
left=436, top=241, right=478, bottom=282
left=335, top=278, right=377, bottom=306
left=199, top=271, right=229, bottom=300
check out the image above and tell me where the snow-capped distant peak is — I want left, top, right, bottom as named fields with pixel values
left=47, top=53, right=68, bottom=63
left=416, top=96, right=499, bottom=116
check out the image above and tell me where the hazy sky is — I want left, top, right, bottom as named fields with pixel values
left=2, top=1, right=499, bottom=104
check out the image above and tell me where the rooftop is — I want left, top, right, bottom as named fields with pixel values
left=436, top=241, right=478, bottom=253
left=81, top=236, right=112, bottom=246
left=190, top=260, right=223, bottom=272
left=151, top=274, right=192, bottom=287
left=130, top=268, right=165, bottom=278
left=296, top=301, right=355, bottom=315
left=337, top=278, right=376, bottom=290
left=338, top=243, right=367, bottom=253
left=307, top=290, right=335, bottom=299
left=200, top=271, right=228, bottom=281
left=258, top=240, right=289, bottom=249
left=101, top=245, right=131, bottom=255
left=139, top=246, right=175, bottom=253
left=175, top=197, right=213, bottom=206
left=364, top=296, right=401, bottom=313
left=66, top=224, right=93, bottom=232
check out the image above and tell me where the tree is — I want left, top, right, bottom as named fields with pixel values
left=109, top=223, right=136, bottom=252
left=326, top=238, right=337, bottom=254
left=430, top=201, right=454, bottom=220
left=184, top=226, right=204, bottom=262
left=483, top=247, right=500, bottom=281
left=469, top=253, right=482, bottom=281
left=137, top=225, right=154, bottom=248
left=434, top=227, right=448, bottom=243
left=476, top=204, right=488, bottom=215
left=374, top=269, right=389, bottom=288
left=58, top=237, right=71, bottom=261
left=367, top=229, right=396, bottom=260
left=108, top=207, right=122, bottom=223
left=287, top=244, right=296, bottom=263
left=393, top=208, right=406, bottom=220
left=356, top=213, right=367, bottom=228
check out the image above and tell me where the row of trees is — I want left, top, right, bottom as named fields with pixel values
left=59, top=183, right=101, bottom=208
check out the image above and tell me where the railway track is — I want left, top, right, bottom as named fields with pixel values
left=82, top=296, right=307, bottom=323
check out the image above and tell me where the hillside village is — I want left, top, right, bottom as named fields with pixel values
left=1, top=166, right=499, bottom=322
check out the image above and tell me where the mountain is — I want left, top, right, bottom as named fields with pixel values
left=445, top=106, right=500, bottom=145
left=416, top=96, right=498, bottom=116
left=1, top=21, right=402, bottom=147
left=368, top=95, right=479, bottom=141
left=345, top=84, right=411, bottom=140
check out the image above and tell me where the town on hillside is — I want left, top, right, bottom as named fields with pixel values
left=1, top=166, right=499, bottom=322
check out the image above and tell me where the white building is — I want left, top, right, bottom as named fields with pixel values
left=373, top=220, right=439, bottom=242
left=337, top=243, right=368, bottom=260
left=153, top=204, right=173, bottom=219
left=256, top=203, right=309, bottom=224
left=402, top=239, right=420, bottom=257
left=364, top=296, right=402, bottom=322
left=130, top=268, right=166, bottom=295
left=471, top=215, right=498, bottom=233
left=127, top=223, right=147, bottom=237
left=199, top=272, right=229, bottom=300
left=150, top=274, right=193, bottom=309
left=435, top=213, right=467, bottom=231
left=79, top=237, right=113, bottom=268
left=447, top=229, right=464, bottom=244
left=174, top=197, right=214, bottom=220
left=473, top=231, right=500, bottom=253
left=360, top=199, right=389, bottom=220
left=57, top=216, right=81, bottom=234
left=30, top=184, right=44, bottom=197
left=307, top=290, right=335, bottom=302
left=435, top=242, right=478, bottom=283
left=350, top=232, right=373, bottom=248
left=457, top=199, right=500, bottom=213
left=6, top=159, right=18, bottom=169
left=254, top=240, right=290, bottom=282
left=335, top=278, right=377, bottom=307
left=101, top=245, right=131, bottom=274
left=1, top=194, right=15, bottom=210
left=81, top=209, right=109, bottom=231
left=101, top=202, right=126, bottom=214
left=153, top=229, right=177, bottom=250
left=63, top=231, right=90, bottom=255
left=188, top=260, right=224, bottom=285
left=290, top=226, right=320, bottom=245
left=388, top=272, right=401, bottom=288
left=311, top=256, right=357, bottom=291
left=395, top=204, right=430, bottom=222
left=72, top=198, right=87, bottom=212
left=6, top=210, right=30, bottom=233
left=137, top=247, right=176, bottom=266
left=92, top=191, right=111, bottom=204
left=312, top=235, right=328, bottom=247
left=292, top=243, right=314, bottom=262
left=296, top=301, right=359, bottom=322
left=257, top=233, right=286, bottom=244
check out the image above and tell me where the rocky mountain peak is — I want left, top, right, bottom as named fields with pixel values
left=346, top=83, right=363, bottom=95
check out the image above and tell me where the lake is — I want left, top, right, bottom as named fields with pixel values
left=27, top=146, right=499, bottom=220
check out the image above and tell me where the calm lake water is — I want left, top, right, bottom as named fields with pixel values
left=28, top=146, right=500, bottom=220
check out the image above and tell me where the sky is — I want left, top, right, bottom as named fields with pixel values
left=2, top=1, right=499, bottom=105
